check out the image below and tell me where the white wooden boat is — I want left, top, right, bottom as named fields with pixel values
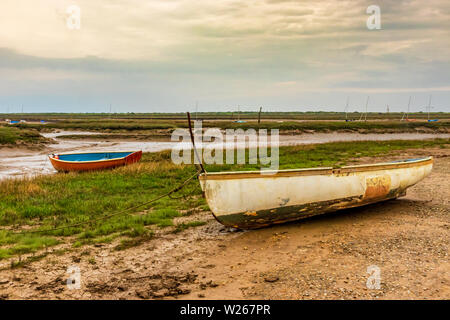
left=199, top=157, right=433, bottom=229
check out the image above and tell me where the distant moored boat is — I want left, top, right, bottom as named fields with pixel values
left=49, top=151, right=142, bottom=172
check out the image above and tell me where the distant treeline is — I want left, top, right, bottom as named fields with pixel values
left=1, top=111, right=449, bottom=121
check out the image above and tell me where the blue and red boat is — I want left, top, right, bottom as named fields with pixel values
left=49, top=151, right=142, bottom=172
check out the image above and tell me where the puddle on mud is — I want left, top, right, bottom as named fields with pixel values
left=0, top=131, right=449, bottom=181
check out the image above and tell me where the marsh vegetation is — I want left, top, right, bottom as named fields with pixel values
left=0, top=138, right=448, bottom=261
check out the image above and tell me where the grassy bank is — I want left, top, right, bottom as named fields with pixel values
left=207, top=120, right=450, bottom=133
left=14, top=120, right=178, bottom=132
left=0, top=126, right=48, bottom=146
left=0, top=138, right=448, bottom=261
left=9, top=118, right=450, bottom=135
left=57, top=133, right=171, bottom=140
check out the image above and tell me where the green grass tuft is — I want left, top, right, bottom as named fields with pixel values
left=0, top=126, right=47, bottom=145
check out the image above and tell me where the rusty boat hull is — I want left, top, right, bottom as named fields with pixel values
left=49, top=151, right=142, bottom=172
left=199, top=157, right=433, bottom=229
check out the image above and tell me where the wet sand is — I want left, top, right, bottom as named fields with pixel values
left=0, top=131, right=449, bottom=180
left=0, top=147, right=448, bottom=300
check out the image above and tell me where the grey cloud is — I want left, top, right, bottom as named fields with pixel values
left=269, top=8, right=315, bottom=16
left=0, top=0, right=449, bottom=112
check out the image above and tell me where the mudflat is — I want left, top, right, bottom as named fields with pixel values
left=0, top=147, right=448, bottom=300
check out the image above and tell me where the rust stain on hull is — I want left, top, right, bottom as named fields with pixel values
left=364, top=175, right=391, bottom=199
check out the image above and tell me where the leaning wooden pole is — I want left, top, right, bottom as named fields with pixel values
left=258, top=107, right=262, bottom=125
left=187, top=112, right=205, bottom=173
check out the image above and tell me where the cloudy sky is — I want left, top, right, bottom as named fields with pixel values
left=0, top=0, right=449, bottom=113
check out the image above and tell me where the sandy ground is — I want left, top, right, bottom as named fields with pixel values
left=0, top=147, right=448, bottom=300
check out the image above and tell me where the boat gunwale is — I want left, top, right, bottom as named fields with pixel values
left=199, top=157, right=433, bottom=180
left=48, top=151, right=141, bottom=164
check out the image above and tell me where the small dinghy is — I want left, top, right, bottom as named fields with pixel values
left=49, top=151, right=142, bottom=172
left=199, top=157, right=433, bottom=229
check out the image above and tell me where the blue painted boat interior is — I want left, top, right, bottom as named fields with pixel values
left=390, top=157, right=428, bottom=163
left=58, top=152, right=133, bottom=162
